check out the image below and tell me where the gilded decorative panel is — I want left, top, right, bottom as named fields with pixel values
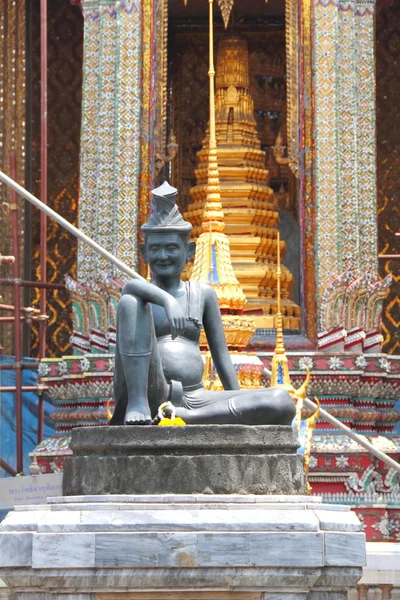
left=154, top=0, right=168, bottom=159
left=30, top=1, right=83, bottom=357
left=138, top=0, right=156, bottom=277
left=300, top=0, right=317, bottom=341
left=0, top=0, right=26, bottom=354
left=285, top=0, right=300, bottom=174
left=376, top=0, right=400, bottom=355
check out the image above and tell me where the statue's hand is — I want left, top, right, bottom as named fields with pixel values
left=164, top=297, right=185, bottom=339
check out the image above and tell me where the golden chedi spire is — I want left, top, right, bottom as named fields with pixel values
left=270, top=232, right=294, bottom=394
left=191, top=139, right=247, bottom=311
left=191, top=0, right=253, bottom=350
left=186, top=35, right=301, bottom=331
left=270, top=231, right=310, bottom=429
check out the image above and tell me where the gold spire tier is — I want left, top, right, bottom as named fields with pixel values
left=185, top=36, right=300, bottom=330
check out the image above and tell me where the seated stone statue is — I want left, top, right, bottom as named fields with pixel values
left=110, top=182, right=295, bottom=426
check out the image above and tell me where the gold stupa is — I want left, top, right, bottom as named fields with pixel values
left=190, top=2, right=254, bottom=353
left=186, top=36, right=300, bottom=330
left=190, top=0, right=262, bottom=390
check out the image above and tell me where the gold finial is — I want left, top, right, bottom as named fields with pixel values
left=202, top=0, right=225, bottom=234
left=269, top=231, right=311, bottom=429
left=270, top=233, right=294, bottom=392
left=274, top=232, right=285, bottom=356
left=217, top=0, right=235, bottom=29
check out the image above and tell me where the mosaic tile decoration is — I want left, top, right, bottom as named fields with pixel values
left=114, top=0, right=142, bottom=278
left=338, top=0, right=359, bottom=273
left=356, top=0, right=379, bottom=275
left=313, top=0, right=340, bottom=296
left=78, top=0, right=143, bottom=284
left=77, top=0, right=100, bottom=282
left=95, top=2, right=118, bottom=278
left=311, top=0, right=389, bottom=346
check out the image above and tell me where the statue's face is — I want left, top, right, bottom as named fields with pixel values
left=142, top=233, right=195, bottom=278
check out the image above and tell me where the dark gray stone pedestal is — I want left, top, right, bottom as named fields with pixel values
left=62, top=425, right=307, bottom=496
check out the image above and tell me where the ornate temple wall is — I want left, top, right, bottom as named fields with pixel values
left=310, top=0, right=391, bottom=350
left=62, top=0, right=391, bottom=353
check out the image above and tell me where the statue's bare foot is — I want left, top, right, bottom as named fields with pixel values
left=125, top=409, right=152, bottom=425
left=125, top=400, right=152, bottom=425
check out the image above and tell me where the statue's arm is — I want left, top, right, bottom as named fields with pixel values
left=122, top=279, right=185, bottom=339
left=202, top=286, right=240, bottom=391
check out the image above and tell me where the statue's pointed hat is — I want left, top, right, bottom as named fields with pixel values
left=141, top=181, right=192, bottom=235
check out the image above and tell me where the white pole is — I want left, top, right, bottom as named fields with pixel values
left=0, top=170, right=146, bottom=283
left=304, top=397, right=400, bottom=474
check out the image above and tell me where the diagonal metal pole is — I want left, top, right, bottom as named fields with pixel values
left=0, top=170, right=146, bottom=283
left=0, top=171, right=399, bottom=475
left=304, top=398, right=400, bottom=474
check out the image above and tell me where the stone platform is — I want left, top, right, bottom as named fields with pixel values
left=0, top=493, right=365, bottom=599
left=63, top=425, right=306, bottom=496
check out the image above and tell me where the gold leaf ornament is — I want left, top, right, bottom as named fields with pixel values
left=217, top=0, right=235, bottom=29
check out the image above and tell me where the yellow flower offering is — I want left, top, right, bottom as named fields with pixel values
left=158, top=417, right=186, bottom=427
left=157, top=401, right=186, bottom=426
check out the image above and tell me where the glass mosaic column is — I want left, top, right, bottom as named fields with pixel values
left=313, top=0, right=390, bottom=350
left=77, top=0, right=149, bottom=283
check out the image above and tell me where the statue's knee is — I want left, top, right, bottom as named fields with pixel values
left=118, top=293, right=146, bottom=315
left=256, top=388, right=295, bottom=425
left=270, top=388, right=296, bottom=423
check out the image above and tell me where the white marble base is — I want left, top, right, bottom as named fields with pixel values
left=0, top=494, right=365, bottom=599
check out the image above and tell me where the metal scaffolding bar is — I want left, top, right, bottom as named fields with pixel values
left=38, top=0, right=48, bottom=443
left=0, top=459, right=17, bottom=477
left=0, top=278, right=66, bottom=290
